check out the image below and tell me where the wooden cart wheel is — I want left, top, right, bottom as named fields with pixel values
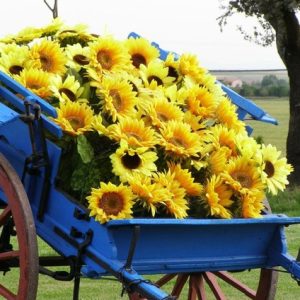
left=0, top=154, right=38, bottom=300
left=129, top=202, right=278, bottom=300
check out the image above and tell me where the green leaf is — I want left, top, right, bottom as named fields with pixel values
left=77, top=135, right=94, bottom=164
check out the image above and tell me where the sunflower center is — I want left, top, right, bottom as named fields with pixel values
left=97, top=50, right=113, bottom=70
left=99, top=192, right=124, bottom=215
left=68, top=116, right=84, bottom=131
left=59, top=88, right=76, bottom=101
left=28, top=82, right=42, bottom=90
left=9, top=65, right=23, bottom=75
left=170, top=136, right=186, bottom=148
left=126, top=131, right=142, bottom=141
left=148, top=75, right=163, bottom=86
left=110, top=89, right=122, bottom=111
left=131, top=53, right=146, bottom=68
left=168, top=66, right=179, bottom=80
left=232, top=171, right=253, bottom=188
left=121, top=153, right=141, bottom=169
left=264, top=160, right=275, bottom=178
left=157, top=112, right=169, bottom=122
left=73, top=54, right=89, bottom=65
left=40, top=55, right=52, bottom=72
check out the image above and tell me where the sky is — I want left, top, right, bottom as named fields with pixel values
left=0, top=0, right=286, bottom=70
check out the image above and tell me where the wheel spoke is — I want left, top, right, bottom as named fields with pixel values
left=155, top=273, right=177, bottom=287
left=191, top=274, right=207, bottom=300
left=0, top=206, right=11, bottom=227
left=171, top=274, right=189, bottom=297
left=203, top=272, right=226, bottom=300
left=0, top=283, right=16, bottom=300
left=0, top=250, right=19, bottom=261
left=214, top=271, right=256, bottom=299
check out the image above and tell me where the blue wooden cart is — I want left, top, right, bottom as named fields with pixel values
left=0, top=66, right=300, bottom=300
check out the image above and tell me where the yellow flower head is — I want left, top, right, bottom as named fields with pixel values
left=222, top=156, right=265, bottom=194
left=97, top=74, right=137, bottom=122
left=215, top=97, right=246, bottom=133
left=178, top=53, right=206, bottom=82
left=139, top=60, right=175, bottom=89
left=240, top=190, right=265, bottom=218
left=0, top=47, right=29, bottom=76
left=53, top=100, right=94, bottom=136
left=89, top=36, right=131, bottom=72
left=65, top=43, right=90, bottom=71
left=50, top=75, right=83, bottom=103
left=110, top=140, right=158, bottom=182
left=185, top=85, right=217, bottom=119
left=164, top=53, right=181, bottom=83
left=87, top=182, right=134, bottom=223
left=168, top=162, right=203, bottom=196
left=144, top=97, right=184, bottom=128
left=125, top=37, right=160, bottom=68
left=204, top=174, right=233, bottom=219
left=27, top=39, right=67, bottom=75
left=108, top=117, right=158, bottom=148
left=13, top=68, right=52, bottom=99
left=128, top=174, right=165, bottom=217
left=260, top=144, right=293, bottom=195
left=159, top=120, right=203, bottom=159
left=153, top=171, right=188, bottom=219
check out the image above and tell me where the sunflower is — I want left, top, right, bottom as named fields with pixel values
left=144, top=97, right=184, bottom=128
left=87, top=182, right=134, bottom=223
left=13, top=68, right=52, bottom=99
left=222, top=156, right=265, bottom=194
left=235, top=134, right=261, bottom=160
left=204, top=175, right=233, bottom=219
left=27, top=39, right=67, bottom=75
left=178, top=53, right=206, bottom=83
left=158, top=120, right=203, bottom=159
left=139, top=60, right=175, bottom=89
left=215, top=97, right=246, bottom=133
left=40, top=18, right=64, bottom=37
left=12, top=26, right=42, bottom=43
left=64, top=43, right=90, bottom=71
left=55, top=22, right=96, bottom=45
left=50, top=75, right=83, bottom=103
left=210, top=124, right=238, bottom=158
left=168, top=162, right=203, bottom=196
left=52, top=100, right=95, bottom=136
left=107, top=117, right=158, bottom=148
left=97, top=74, right=137, bottom=122
left=259, top=144, right=293, bottom=195
left=164, top=53, right=181, bottom=83
left=0, top=49, right=29, bottom=76
left=240, top=190, right=265, bottom=218
left=125, top=37, right=160, bottom=69
left=185, top=85, right=217, bottom=119
left=153, top=171, right=188, bottom=219
left=110, top=140, right=158, bottom=182
left=207, top=148, right=228, bottom=175
left=128, top=174, right=165, bottom=216
left=89, top=36, right=131, bottom=72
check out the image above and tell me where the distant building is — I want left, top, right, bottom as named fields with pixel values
left=218, top=78, right=243, bottom=88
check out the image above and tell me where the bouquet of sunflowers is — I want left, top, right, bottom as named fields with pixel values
left=0, top=19, right=293, bottom=224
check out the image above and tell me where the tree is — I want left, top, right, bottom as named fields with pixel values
left=44, top=0, right=58, bottom=19
left=219, top=0, right=300, bottom=185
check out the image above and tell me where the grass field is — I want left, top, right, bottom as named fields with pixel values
left=2, top=98, right=300, bottom=299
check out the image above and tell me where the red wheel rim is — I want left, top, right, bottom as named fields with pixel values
left=0, top=154, right=38, bottom=300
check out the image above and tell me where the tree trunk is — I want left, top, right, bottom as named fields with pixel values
left=285, top=52, right=300, bottom=186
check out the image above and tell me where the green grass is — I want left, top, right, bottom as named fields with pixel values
left=248, top=97, right=289, bottom=156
